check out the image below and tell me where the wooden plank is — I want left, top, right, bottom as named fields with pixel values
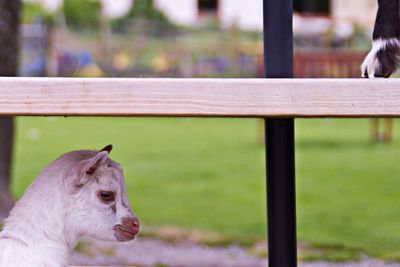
left=0, top=77, right=399, bottom=117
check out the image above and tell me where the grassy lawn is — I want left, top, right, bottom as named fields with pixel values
left=296, top=119, right=400, bottom=260
left=10, top=117, right=400, bottom=260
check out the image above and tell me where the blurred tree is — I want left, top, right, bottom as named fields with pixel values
left=0, top=0, right=21, bottom=220
left=63, top=0, right=102, bottom=31
left=22, top=2, right=55, bottom=25
left=112, top=0, right=175, bottom=34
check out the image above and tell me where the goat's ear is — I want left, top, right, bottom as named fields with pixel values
left=65, top=151, right=109, bottom=194
left=100, top=144, right=113, bottom=154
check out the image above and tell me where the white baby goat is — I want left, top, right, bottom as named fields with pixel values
left=0, top=145, right=139, bottom=267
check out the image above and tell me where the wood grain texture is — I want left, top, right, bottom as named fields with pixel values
left=0, top=77, right=399, bottom=117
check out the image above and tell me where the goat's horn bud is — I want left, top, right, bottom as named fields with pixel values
left=100, top=144, right=113, bottom=154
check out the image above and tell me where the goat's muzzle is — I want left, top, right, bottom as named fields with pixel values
left=114, top=216, right=140, bottom=241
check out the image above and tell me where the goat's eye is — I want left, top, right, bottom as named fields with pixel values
left=87, top=166, right=96, bottom=175
left=99, top=191, right=115, bottom=202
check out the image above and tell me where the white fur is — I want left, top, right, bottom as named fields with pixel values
left=0, top=149, right=137, bottom=267
left=361, top=38, right=400, bottom=78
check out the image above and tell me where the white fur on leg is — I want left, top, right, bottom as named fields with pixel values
left=361, top=38, right=400, bottom=78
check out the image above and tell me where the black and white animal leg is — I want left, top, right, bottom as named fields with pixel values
left=362, top=39, right=400, bottom=78
left=361, top=0, right=400, bottom=78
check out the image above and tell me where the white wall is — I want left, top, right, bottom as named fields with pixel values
left=154, top=0, right=197, bottom=25
left=102, top=0, right=132, bottom=18
left=26, top=0, right=132, bottom=18
left=332, top=0, right=377, bottom=28
left=154, top=0, right=263, bottom=31
left=219, top=0, right=263, bottom=31
left=29, top=0, right=62, bottom=12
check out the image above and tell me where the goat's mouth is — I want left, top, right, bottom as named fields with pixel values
left=114, top=225, right=138, bottom=241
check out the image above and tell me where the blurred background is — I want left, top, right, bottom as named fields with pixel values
left=2, top=0, right=400, bottom=266
left=20, top=0, right=374, bottom=79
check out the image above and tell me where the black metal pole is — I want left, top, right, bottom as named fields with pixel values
left=263, top=0, right=297, bottom=266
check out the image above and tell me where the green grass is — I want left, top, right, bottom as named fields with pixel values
left=296, top=119, right=400, bottom=259
left=10, top=117, right=400, bottom=260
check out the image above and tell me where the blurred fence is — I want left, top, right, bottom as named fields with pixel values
left=294, top=52, right=366, bottom=78
left=258, top=51, right=366, bottom=78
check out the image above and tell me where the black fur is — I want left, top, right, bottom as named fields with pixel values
left=375, top=42, right=400, bottom=77
left=372, top=0, right=400, bottom=40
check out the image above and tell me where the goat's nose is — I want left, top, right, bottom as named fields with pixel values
left=122, top=216, right=140, bottom=235
left=132, top=217, right=140, bottom=228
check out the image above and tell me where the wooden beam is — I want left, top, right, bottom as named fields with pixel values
left=0, top=77, right=399, bottom=117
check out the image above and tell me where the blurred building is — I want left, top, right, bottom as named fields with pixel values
left=154, top=0, right=377, bottom=31
left=332, top=0, right=376, bottom=28
left=154, top=0, right=263, bottom=31
left=26, top=0, right=132, bottom=18
left=26, top=0, right=378, bottom=32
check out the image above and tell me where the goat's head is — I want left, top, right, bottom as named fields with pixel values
left=63, top=145, right=139, bottom=242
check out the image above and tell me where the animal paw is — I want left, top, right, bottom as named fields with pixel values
left=361, top=38, right=400, bottom=78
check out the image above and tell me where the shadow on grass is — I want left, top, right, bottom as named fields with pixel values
left=135, top=226, right=370, bottom=263
left=299, top=242, right=364, bottom=263
left=296, top=140, right=375, bottom=150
